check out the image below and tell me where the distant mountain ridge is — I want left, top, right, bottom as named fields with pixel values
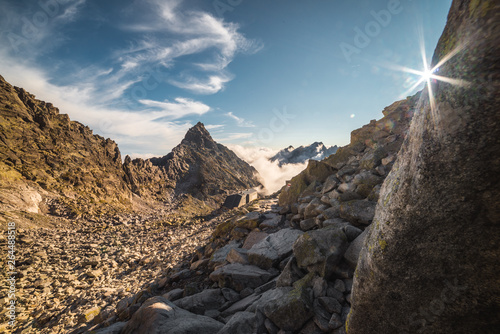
left=0, top=75, right=260, bottom=219
left=270, top=142, right=338, bottom=166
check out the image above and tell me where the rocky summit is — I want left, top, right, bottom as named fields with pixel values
left=124, top=122, right=260, bottom=211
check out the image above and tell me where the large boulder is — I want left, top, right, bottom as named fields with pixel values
left=262, top=287, right=314, bottom=331
left=121, top=296, right=223, bottom=334
left=339, top=200, right=376, bottom=226
left=293, top=227, right=349, bottom=279
left=247, top=228, right=304, bottom=269
left=348, top=1, right=500, bottom=333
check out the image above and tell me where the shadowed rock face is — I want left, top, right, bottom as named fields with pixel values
left=348, top=1, right=500, bottom=333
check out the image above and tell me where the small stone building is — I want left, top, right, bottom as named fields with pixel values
left=223, top=189, right=258, bottom=209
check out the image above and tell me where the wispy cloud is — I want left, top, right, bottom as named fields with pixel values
left=116, top=0, right=263, bottom=94
left=0, top=0, right=261, bottom=156
left=169, top=75, right=231, bottom=95
left=206, top=124, right=225, bottom=130
left=225, top=112, right=256, bottom=128
left=0, top=0, right=87, bottom=55
left=138, top=98, right=211, bottom=120
left=215, top=133, right=253, bottom=142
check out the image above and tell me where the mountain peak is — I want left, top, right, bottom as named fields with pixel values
left=181, top=122, right=215, bottom=148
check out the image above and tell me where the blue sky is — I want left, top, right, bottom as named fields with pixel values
left=0, top=0, right=452, bottom=158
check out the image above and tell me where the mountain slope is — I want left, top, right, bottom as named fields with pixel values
left=0, top=76, right=261, bottom=220
left=270, top=142, right=338, bottom=166
left=0, top=75, right=131, bottom=218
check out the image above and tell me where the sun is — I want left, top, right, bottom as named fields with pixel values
left=421, top=67, right=433, bottom=82
left=387, top=33, right=470, bottom=115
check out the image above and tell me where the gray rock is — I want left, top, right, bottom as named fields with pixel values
left=209, top=263, right=274, bottom=292
left=313, top=299, right=332, bottom=332
left=312, top=275, right=327, bottom=298
left=221, top=293, right=261, bottom=317
left=292, top=227, right=349, bottom=279
left=317, top=296, right=342, bottom=314
left=328, top=313, right=343, bottom=330
left=173, top=289, right=226, bottom=315
left=218, top=311, right=266, bottom=334
left=338, top=182, right=355, bottom=193
left=333, top=279, right=346, bottom=293
left=299, top=320, right=323, bottom=334
left=221, top=288, right=240, bottom=303
left=276, top=257, right=305, bottom=287
left=321, top=206, right=341, bottom=220
left=242, top=231, right=268, bottom=250
left=248, top=228, right=304, bottom=269
left=304, top=198, right=321, bottom=219
left=349, top=3, right=500, bottom=332
left=326, top=284, right=345, bottom=303
left=260, top=215, right=281, bottom=229
left=265, top=318, right=280, bottom=334
left=343, top=230, right=367, bottom=268
left=322, top=218, right=349, bottom=229
left=210, top=241, right=242, bottom=267
left=162, top=288, right=184, bottom=302
left=235, top=212, right=265, bottom=229
left=339, top=200, right=376, bottom=226
left=226, top=248, right=249, bottom=265
left=299, top=218, right=318, bottom=231
left=343, top=225, right=363, bottom=241
left=263, top=287, right=313, bottom=331
left=121, top=296, right=223, bottom=334
left=322, top=175, right=340, bottom=194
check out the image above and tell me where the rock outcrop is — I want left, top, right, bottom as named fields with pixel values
left=348, top=1, right=500, bottom=333
left=0, top=76, right=130, bottom=218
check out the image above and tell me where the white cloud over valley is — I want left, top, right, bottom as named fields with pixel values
left=228, top=145, right=308, bottom=195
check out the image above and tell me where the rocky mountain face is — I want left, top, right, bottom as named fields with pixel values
left=0, top=76, right=130, bottom=219
left=124, top=122, right=260, bottom=211
left=0, top=77, right=260, bottom=221
left=270, top=142, right=338, bottom=166
left=348, top=1, right=500, bottom=333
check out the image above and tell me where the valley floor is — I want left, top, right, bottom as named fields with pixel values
left=0, top=205, right=249, bottom=333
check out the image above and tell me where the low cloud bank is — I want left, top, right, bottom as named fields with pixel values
left=228, top=145, right=308, bottom=195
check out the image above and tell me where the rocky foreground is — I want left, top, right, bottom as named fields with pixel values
left=0, top=210, right=240, bottom=333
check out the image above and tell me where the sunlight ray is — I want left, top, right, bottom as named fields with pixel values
left=430, top=75, right=470, bottom=87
